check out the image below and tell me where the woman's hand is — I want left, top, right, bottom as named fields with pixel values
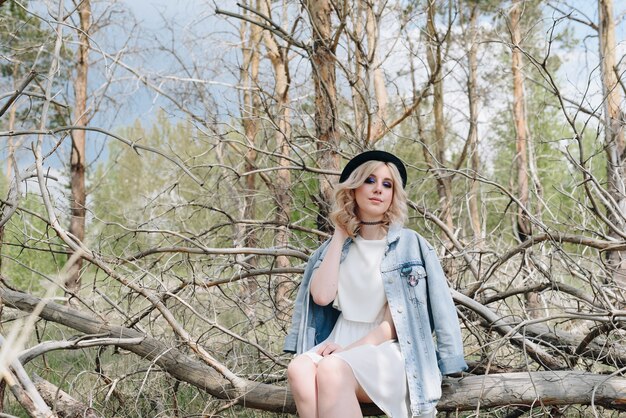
left=316, top=341, right=343, bottom=356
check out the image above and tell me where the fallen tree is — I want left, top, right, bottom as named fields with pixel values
left=2, top=288, right=625, bottom=415
left=32, top=374, right=99, bottom=418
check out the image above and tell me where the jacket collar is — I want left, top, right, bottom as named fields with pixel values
left=387, top=223, right=402, bottom=245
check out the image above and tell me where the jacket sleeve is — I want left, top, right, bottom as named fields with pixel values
left=283, top=240, right=329, bottom=353
left=420, top=235, right=468, bottom=375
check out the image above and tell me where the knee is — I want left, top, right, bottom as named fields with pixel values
left=287, top=355, right=315, bottom=390
left=316, top=356, right=353, bottom=391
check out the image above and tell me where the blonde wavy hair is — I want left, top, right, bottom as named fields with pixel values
left=330, top=160, right=408, bottom=238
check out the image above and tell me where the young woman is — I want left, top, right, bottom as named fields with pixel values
left=283, top=151, right=467, bottom=418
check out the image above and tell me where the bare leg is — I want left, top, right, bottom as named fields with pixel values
left=287, top=355, right=318, bottom=418
left=316, top=356, right=371, bottom=418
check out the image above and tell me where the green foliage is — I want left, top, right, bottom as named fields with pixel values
left=474, top=0, right=585, bottom=240
left=0, top=0, right=72, bottom=128
left=91, top=111, right=215, bottom=254
left=0, top=1, right=622, bottom=416
left=1, top=193, right=65, bottom=293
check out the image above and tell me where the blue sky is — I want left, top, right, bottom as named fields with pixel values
left=3, top=1, right=626, bottom=191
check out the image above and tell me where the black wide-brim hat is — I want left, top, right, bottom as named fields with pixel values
left=339, top=150, right=407, bottom=187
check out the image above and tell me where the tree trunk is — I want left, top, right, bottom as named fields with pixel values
left=2, top=289, right=626, bottom=414
left=598, top=0, right=626, bottom=287
left=510, top=0, right=530, bottom=241
left=66, top=0, right=91, bottom=295
left=366, top=2, right=388, bottom=145
left=510, top=0, right=543, bottom=319
left=425, top=0, right=454, bottom=237
left=1, top=63, right=20, bottom=276
left=466, top=3, right=482, bottom=247
left=305, top=0, right=340, bottom=234
left=349, top=1, right=365, bottom=140
left=6, top=108, right=16, bottom=182
left=260, top=0, right=293, bottom=322
left=238, top=0, right=263, bottom=319
left=32, top=374, right=99, bottom=418
left=347, top=1, right=388, bottom=143
left=6, top=63, right=19, bottom=182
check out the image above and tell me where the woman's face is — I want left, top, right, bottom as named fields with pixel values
left=354, top=163, right=394, bottom=221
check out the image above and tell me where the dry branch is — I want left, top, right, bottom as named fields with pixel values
left=2, top=288, right=626, bottom=413
left=0, top=366, right=53, bottom=418
left=0, top=336, right=54, bottom=417
left=452, top=289, right=564, bottom=369
left=0, top=70, right=37, bottom=118
left=19, top=336, right=145, bottom=365
left=439, top=371, right=626, bottom=412
left=0, top=126, right=204, bottom=186
left=32, top=374, right=99, bottom=418
left=126, top=246, right=308, bottom=262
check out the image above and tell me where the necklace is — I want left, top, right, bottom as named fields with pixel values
left=360, top=220, right=384, bottom=225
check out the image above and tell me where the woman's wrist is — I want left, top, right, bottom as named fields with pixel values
left=332, top=225, right=349, bottom=242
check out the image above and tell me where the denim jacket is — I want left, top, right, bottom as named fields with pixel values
left=284, top=224, right=468, bottom=416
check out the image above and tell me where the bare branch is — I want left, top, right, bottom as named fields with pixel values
left=216, top=3, right=308, bottom=51
left=19, top=335, right=145, bottom=365
left=32, top=374, right=100, bottom=418
left=3, top=288, right=626, bottom=413
left=1, top=126, right=204, bottom=186
left=0, top=70, right=38, bottom=118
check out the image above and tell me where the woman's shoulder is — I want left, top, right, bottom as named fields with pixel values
left=306, top=237, right=333, bottom=262
left=396, top=226, right=435, bottom=251
left=396, top=226, right=420, bottom=240
left=311, top=238, right=330, bottom=254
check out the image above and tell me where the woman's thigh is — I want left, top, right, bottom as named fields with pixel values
left=317, top=355, right=373, bottom=403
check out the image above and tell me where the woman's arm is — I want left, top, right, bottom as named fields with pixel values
left=317, top=304, right=396, bottom=356
left=309, top=227, right=348, bottom=306
left=344, top=304, right=396, bottom=349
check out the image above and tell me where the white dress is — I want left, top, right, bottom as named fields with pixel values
left=304, top=236, right=412, bottom=418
